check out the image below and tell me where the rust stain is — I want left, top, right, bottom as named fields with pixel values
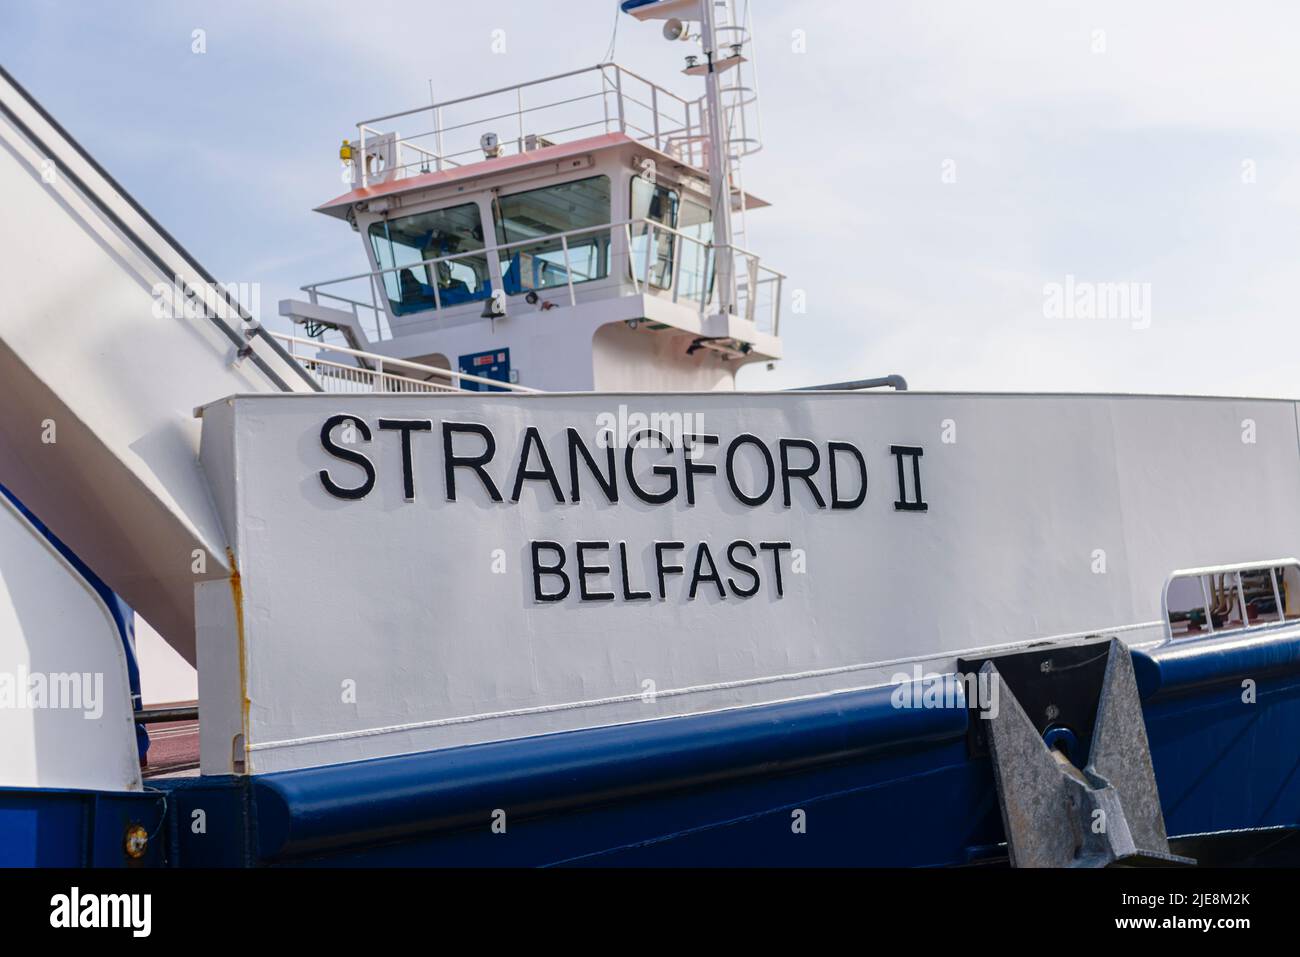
left=227, top=547, right=251, bottom=770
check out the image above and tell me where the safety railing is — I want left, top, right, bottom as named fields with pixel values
left=730, top=239, right=783, bottom=338
left=1162, top=559, right=1299, bottom=642
left=300, top=217, right=784, bottom=341
left=271, top=332, right=540, bottom=394
left=347, top=64, right=709, bottom=187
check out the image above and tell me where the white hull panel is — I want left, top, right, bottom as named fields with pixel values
left=196, top=391, right=1300, bottom=773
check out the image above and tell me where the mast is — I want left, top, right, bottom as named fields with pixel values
left=699, top=0, right=736, bottom=318
left=622, top=0, right=760, bottom=320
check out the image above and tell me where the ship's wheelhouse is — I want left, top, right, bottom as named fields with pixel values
left=283, top=62, right=782, bottom=392
left=342, top=137, right=725, bottom=339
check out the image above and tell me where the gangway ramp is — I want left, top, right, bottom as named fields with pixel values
left=0, top=66, right=317, bottom=663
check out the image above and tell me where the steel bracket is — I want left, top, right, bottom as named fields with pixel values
left=981, top=638, right=1195, bottom=868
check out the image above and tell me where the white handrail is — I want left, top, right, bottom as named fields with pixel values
left=302, top=216, right=785, bottom=336
left=272, top=332, right=541, bottom=394
left=1161, top=558, right=1299, bottom=642
left=346, top=63, right=707, bottom=183
left=306, top=217, right=645, bottom=290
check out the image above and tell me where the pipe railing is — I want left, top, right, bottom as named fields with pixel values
left=349, top=64, right=706, bottom=187
left=301, top=217, right=784, bottom=339
left=271, top=332, right=541, bottom=394
left=1161, top=559, right=1299, bottom=642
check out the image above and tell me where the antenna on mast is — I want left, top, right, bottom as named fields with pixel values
left=620, top=0, right=762, bottom=320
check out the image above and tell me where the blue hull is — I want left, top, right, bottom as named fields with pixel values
left=5, top=629, right=1300, bottom=867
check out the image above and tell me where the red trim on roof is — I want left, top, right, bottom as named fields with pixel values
left=316, top=133, right=638, bottom=214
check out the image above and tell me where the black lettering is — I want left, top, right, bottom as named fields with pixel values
left=778, top=439, right=826, bottom=508
left=759, top=541, right=792, bottom=597
left=442, top=421, right=503, bottom=502
left=618, top=541, right=652, bottom=601
left=725, top=434, right=775, bottom=506
left=688, top=542, right=727, bottom=600
left=511, top=426, right=565, bottom=503
left=726, top=540, right=760, bottom=598
left=319, top=414, right=375, bottom=500
left=378, top=418, right=432, bottom=501
left=654, top=541, right=685, bottom=599
left=891, top=445, right=928, bottom=512
left=682, top=434, right=719, bottom=505
left=567, top=428, right=618, bottom=503
left=576, top=541, right=615, bottom=601
left=828, top=441, right=868, bottom=509
left=530, top=541, right=570, bottom=602
left=626, top=430, right=679, bottom=504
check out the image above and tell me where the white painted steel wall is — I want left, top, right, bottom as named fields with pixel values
left=196, top=391, right=1300, bottom=774
left=0, top=493, right=141, bottom=791
left=0, top=70, right=312, bottom=664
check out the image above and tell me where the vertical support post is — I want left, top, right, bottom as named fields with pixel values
left=643, top=222, right=655, bottom=285
left=614, top=66, right=626, bottom=134
left=368, top=273, right=382, bottom=341
left=651, top=84, right=661, bottom=151
left=774, top=273, right=784, bottom=337
left=671, top=231, right=682, bottom=304
left=1201, top=575, right=1215, bottom=635
left=359, top=125, right=368, bottom=189
left=1271, top=567, right=1285, bottom=623
left=373, top=358, right=384, bottom=393
left=745, top=254, right=758, bottom=321
left=689, top=100, right=699, bottom=164
left=485, top=190, right=506, bottom=310
left=700, top=0, right=736, bottom=319
left=625, top=223, right=640, bottom=295
left=427, top=82, right=439, bottom=172
left=601, top=67, right=611, bottom=134
left=435, top=107, right=444, bottom=172
left=561, top=234, right=576, bottom=306
left=702, top=243, right=713, bottom=316
left=517, top=87, right=525, bottom=153
left=1236, top=571, right=1249, bottom=626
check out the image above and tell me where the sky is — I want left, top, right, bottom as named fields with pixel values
left=6, top=0, right=1300, bottom=398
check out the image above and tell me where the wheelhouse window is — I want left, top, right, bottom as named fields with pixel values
left=630, top=177, right=679, bottom=288
left=629, top=176, right=713, bottom=300
left=493, top=176, right=611, bottom=294
left=368, top=203, right=489, bottom=315
left=676, top=194, right=714, bottom=303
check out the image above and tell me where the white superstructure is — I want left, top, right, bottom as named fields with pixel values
left=281, top=5, right=781, bottom=394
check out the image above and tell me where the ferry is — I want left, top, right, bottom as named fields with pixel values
left=1, top=0, right=1298, bottom=869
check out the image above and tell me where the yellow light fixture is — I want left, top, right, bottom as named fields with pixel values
left=123, top=823, right=149, bottom=860
left=339, top=139, right=353, bottom=162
